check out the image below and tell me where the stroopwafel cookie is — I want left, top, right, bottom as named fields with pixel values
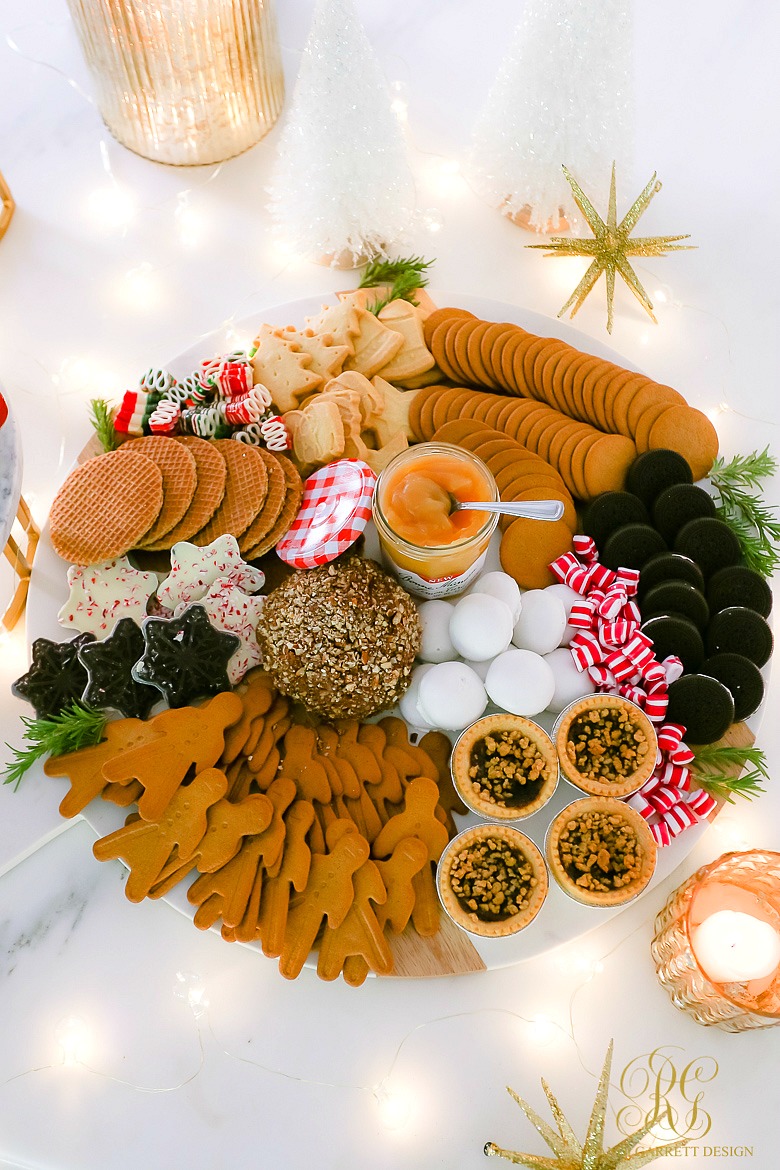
left=238, top=449, right=287, bottom=554
left=50, top=449, right=164, bottom=565
left=143, top=435, right=228, bottom=550
left=191, top=440, right=268, bottom=545
left=243, top=454, right=303, bottom=560
left=124, top=435, right=198, bottom=548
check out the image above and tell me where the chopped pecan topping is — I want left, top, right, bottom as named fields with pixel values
left=468, top=730, right=550, bottom=808
left=557, top=810, right=643, bottom=893
left=449, top=836, right=538, bottom=921
left=566, top=706, right=649, bottom=785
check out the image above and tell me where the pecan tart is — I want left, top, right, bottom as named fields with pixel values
left=436, top=823, right=548, bottom=938
left=451, top=714, right=558, bottom=820
left=554, top=694, right=656, bottom=798
left=546, top=797, right=657, bottom=907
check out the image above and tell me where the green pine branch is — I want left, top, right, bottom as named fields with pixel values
left=710, top=448, right=780, bottom=576
left=690, top=744, right=769, bottom=804
left=3, top=704, right=107, bottom=791
left=89, top=398, right=120, bottom=452
left=358, top=254, right=433, bottom=314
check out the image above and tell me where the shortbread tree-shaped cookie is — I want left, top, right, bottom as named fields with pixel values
left=267, top=0, right=415, bottom=265
left=250, top=324, right=322, bottom=413
left=276, top=326, right=350, bottom=383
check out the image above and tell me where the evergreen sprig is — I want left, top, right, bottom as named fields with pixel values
left=3, top=704, right=107, bottom=791
left=358, top=254, right=433, bottom=314
left=690, top=744, right=769, bottom=804
left=89, top=398, right=119, bottom=453
left=710, top=448, right=780, bottom=576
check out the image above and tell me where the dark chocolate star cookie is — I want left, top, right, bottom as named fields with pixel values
left=12, top=633, right=94, bottom=719
left=131, top=604, right=239, bottom=708
left=79, top=618, right=159, bottom=720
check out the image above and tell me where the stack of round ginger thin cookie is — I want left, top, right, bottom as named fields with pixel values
left=420, top=308, right=718, bottom=482
left=411, top=385, right=637, bottom=502
left=49, top=435, right=303, bottom=566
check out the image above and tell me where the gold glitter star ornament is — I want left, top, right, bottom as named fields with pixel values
left=484, top=1041, right=689, bottom=1169
left=528, top=165, right=695, bottom=333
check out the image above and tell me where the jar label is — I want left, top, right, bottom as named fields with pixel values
left=389, top=551, right=488, bottom=599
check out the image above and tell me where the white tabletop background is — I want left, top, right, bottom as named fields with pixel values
left=1, top=2, right=779, bottom=1167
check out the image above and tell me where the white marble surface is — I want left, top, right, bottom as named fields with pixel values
left=0, top=1, right=779, bottom=1167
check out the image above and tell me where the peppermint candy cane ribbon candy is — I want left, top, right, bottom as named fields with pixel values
left=572, top=534, right=598, bottom=563
left=626, top=792, right=655, bottom=820
left=650, top=821, right=672, bottom=847
left=687, top=789, right=718, bottom=817
left=148, top=399, right=181, bottom=434
left=224, top=386, right=269, bottom=426
left=260, top=414, right=292, bottom=452
left=549, top=552, right=580, bottom=584
left=215, top=359, right=253, bottom=399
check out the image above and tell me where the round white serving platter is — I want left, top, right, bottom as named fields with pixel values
left=25, top=292, right=763, bottom=974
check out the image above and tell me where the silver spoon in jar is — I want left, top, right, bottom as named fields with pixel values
left=451, top=498, right=565, bottom=521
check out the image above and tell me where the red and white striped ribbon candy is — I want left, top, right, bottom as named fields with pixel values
left=627, top=792, right=655, bottom=819
left=687, top=789, right=718, bottom=818
left=623, top=632, right=655, bottom=670
left=600, top=620, right=638, bottom=648
left=572, top=534, right=598, bottom=563
left=550, top=552, right=580, bottom=584
left=615, top=566, right=641, bottom=597
left=586, top=562, right=616, bottom=591
left=623, top=599, right=643, bottom=624
left=657, top=723, right=686, bottom=752
left=603, top=651, right=636, bottom=681
left=643, top=691, right=669, bottom=722
left=618, top=684, right=647, bottom=706
left=649, top=787, right=681, bottom=813
left=569, top=600, right=597, bottom=629
left=670, top=743, right=696, bottom=766
left=656, top=761, right=692, bottom=790
left=650, top=821, right=672, bottom=847
left=587, top=664, right=616, bottom=688
left=597, top=584, right=627, bottom=620
left=664, top=804, right=699, bottom=836
left=570, top=630, right=602, bottom=670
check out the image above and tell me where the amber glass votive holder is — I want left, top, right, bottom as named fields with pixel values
left=66, top=0, right=284, bottom=165
left=651, top=850, right=780, bottom=1032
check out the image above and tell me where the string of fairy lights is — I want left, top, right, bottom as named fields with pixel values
left=0, top=909, right=657, bottom=1135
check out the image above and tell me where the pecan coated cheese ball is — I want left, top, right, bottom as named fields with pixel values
left=255, top=557, right=422, bottom=719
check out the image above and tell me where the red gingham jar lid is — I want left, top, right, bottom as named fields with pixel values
left=276, top=459, right=377, bottom=568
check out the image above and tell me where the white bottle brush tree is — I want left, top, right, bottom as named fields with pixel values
left=467, top=0, right=634, bottom=232
left=267, top=0, right=415, bottom=267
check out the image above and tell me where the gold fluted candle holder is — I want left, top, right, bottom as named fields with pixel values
left=66, top=0, right=284, bottom=165
left=652, top=850, right=780, bottom=1032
